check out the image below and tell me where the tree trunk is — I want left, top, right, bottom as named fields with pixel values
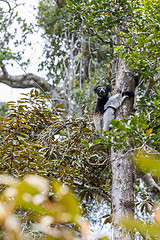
left=111, top=58, right=136, bottom=239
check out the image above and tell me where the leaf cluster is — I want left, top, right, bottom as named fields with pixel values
left=0, top=1, right=33, bottom=66
left=0, top=90, right=111, bottom=204
left=0, top=89, right=159, bottom=239
left=0, top=90, right=113, bottom=239
left=0, top=174, right=82, bottom=239
left=117, top=0, right=160, bottom=78
left=0, top=89, right=159, bottom=198
left=37, top=0, right=113, bottom=85
left=37, top=0, right=160, bottom=87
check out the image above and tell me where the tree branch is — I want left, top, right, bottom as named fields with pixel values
left=0, top=71, right=53, bottom=92
left=73, top=179, right=111, bottom=202
left=1, top=62, right=8, bottom=76
left=0, top=0, right=23, bottom=12
left=143, top=78, right=155, bottom=97
left=88, top=29, right=112, bottom=45
left=0, top=0, right=11, bottom=12
left=143, top=173, right=160, bottom=193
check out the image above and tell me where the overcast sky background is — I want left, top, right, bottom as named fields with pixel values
left=0, top=0, right=44, bottom=102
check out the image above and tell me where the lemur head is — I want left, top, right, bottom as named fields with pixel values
left=93, top=85, right=112, bottom=99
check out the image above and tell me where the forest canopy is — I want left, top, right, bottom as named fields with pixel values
left=0, top=0, right=160, bottom=239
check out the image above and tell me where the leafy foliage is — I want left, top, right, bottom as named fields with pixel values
left=0, top=89, right=159, bottom=190
left=0, top=0, right=160, bottom=238
left=0, top=91, right=113, bottom=239
left=0, top=90, right=159, bottom=235
left=0, top=174, right=82, bottom=239
left=0, top=1, right=33, bottom=67
left=37, top=0, right=160, bottom=83
left=0, top=102, right=9, bottom=118
left=120, top=0, right=160, bottom=78
left=37, top=0, right=113, bottom=86
left=0, top=90, right=111, bottom=202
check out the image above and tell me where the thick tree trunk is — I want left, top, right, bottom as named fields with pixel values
left=111, top=58, right=136, bottom=239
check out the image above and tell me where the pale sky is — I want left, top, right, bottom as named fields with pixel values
left=0, top=83, right=33, bottom=102
left=0, top=0, right=43, bottom=102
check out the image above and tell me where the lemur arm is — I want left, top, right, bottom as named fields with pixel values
left=105, top=94, right=124, bottom=110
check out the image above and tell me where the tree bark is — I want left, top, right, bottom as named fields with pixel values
left=143, top=173, right=160, bottom=193
left=111, top=58, right=136, bottom=239
left=0, top=70, right=52, bottom=92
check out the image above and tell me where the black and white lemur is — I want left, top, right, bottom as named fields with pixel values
left=93, top=85, right=134, bottom=134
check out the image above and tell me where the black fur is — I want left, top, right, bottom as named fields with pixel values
left=122, top=91, right=134, bottom=98
left=93, top=85, right=112, bottom=134
left=93, top=85, right=112, bottom=114
left=93, top=85, right=134, bottom=134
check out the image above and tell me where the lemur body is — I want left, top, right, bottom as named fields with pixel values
left=93, top=85, right=112, bottom=134
left=93, top=85, right=134, bottom=134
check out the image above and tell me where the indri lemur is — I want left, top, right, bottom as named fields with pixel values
left=93, top=85, right=134, bottom=134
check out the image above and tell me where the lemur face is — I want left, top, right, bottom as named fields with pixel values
left=93, top=85, right=112, bottom=98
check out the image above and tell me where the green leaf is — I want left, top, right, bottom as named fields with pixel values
left=52, top=180, right=82, bottom=225
left=21, top=124, right=32, bottom=130
left=135, top=153, right=160, bottom=177
left=121, top=216, right=160, bottom=239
